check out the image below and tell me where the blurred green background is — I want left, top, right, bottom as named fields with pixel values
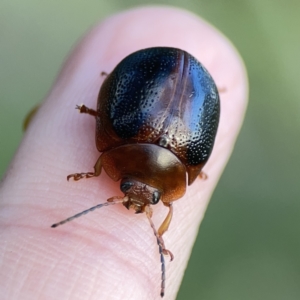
left=1, top=1, right=300, bottom=299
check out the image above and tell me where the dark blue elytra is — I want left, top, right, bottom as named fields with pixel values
left=97, top=47, right=220, bottom=185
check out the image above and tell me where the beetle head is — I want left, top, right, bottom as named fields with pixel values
left=120, top=178, right=161, bottom=213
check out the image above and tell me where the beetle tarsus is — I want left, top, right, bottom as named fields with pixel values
left=75, top=104, right=98, bottom=117
left=67, top=172, right=95, bottom=181
left=162, top=247, right=174, bottom=261
left=158, top=236, right=174, bottom=261
left=67, top=156, right=102, bottom=181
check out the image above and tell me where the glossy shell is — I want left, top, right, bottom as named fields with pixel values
left=96, top=47, right=220, bottom=187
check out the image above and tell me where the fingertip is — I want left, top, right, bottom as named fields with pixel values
left=1, top=6, right=248, bottom=300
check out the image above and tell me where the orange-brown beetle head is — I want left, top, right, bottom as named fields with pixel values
left=120, top=178, right=161, bottom=213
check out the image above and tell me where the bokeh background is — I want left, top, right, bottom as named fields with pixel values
left=1, top=1, right=299, bottom=299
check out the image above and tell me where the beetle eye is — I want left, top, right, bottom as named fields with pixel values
left=120, top=181, right=133, bottom=193
left=152, top=191, right=161, bottom=204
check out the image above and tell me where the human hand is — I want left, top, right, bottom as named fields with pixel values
left=0, top=6, right=247, bottom=300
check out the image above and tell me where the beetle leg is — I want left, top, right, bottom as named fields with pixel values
left=67, top=155, right=102, bottom=181
left=159, top=239, right=174, bottom=260
left=198, top=171, right=208, bottom=180
left=158, top=203, right=173, bottom=237
left=100, top=71, right=108, bottom=77
left=75, top=104, right=98, bottom=117
left=156, top=203, right=174, bottom=260
left=145, top=206, right=174, bottom=259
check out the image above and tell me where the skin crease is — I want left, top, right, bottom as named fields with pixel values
left=0, top=6, right=248, bottom=300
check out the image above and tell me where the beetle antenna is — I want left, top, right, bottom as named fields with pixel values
left=145, top=208, right=166, bottom=297
left=51, top=196, right=124, bottom=228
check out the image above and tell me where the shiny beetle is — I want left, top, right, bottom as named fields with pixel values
left=52, top=47, right=220, bottom=297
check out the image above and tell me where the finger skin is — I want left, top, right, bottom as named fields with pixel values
left=0, top=6, right=247, bottom=300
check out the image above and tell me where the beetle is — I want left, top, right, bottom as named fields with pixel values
left=51, top=47, right=220, bottom=297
